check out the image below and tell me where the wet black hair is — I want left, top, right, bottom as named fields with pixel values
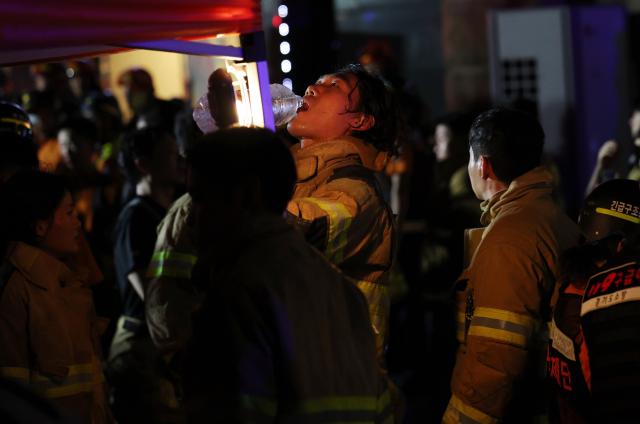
left=119, top=126, right=173, bottom=183
left=187, top=127, right=296, bottom=214
left=335, top=63, right=401, bottom=154
left=469, top=107, right=544, bottom=184
left=0, top=171, right=68, bottom=256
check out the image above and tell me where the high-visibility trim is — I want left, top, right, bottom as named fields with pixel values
left=0, top=117, right=31, bottom=129
left=468, top=307, right=535, bottom=347
left=43, top=381, right=96, bottom=398
left=443, top=395, right=498, bottom=424
left=240, top=394, right=277, bottom=418
left=468, top=325, right=528, bottom=348
left=595, top=207, right=640, bottom=224
left=146, top=250, right=198, bottom=279
left=30, top=363, right=96, bottom=382
left=473, top=307, right=535, bottom=329
left=0, top=366, right=29, bottom=381
left=301, top=197, right=353, bottom=264
left=300, top=396, right=377, bottom=413
left=350, top=278, right=389, bottom=340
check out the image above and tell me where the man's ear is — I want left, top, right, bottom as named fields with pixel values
left=349, top=113, right=375, bottom=132
left=479, top=155, right=494, bottom=180
left=35, top=219, right=49, bottom=239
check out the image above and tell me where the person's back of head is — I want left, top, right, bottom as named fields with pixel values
left=0, top=171, right=68, bottom=257
left=334, top=63, right=401, bottom=154
left=0, top=101, right=38, bottom=181
left=188, top=126, right=295, bottom=216
left=119, top=126, right=173, bottom=184
left=469, top=107, right=544, bottom=184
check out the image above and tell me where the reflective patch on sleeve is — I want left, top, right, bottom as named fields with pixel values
left=298, top=197, right=353, bottom=264
left=442, top=394, right=499, bottom=424
left=468, top=307, right=536, bottom=348
left=146, top=250, right=198, bottom=279
left=549, top=319, right=576, bottom=361
left=0, top=366, right=29, bottom=382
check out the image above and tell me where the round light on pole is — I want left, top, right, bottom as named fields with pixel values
left=278, top=23, right=289, bottom=37
left=281, top=60, right=292, bottom=74
left=283, top=78, right=293, bottom=90
left=278, top=5, right=288, bottom=18
left=280, top=41, right=291, bottom=55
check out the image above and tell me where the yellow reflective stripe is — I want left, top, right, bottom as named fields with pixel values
left=443, top=395, right=498, bottom=424
left=473, top=307, right=535, bottom=330
left=0, top=117, right=31, bottom=129
left=0, top=366, right=29, bottom=381
left=44, top=381, right=95, bottom=398
left=469, top=307, right=535, bottom=348
left=240, top=394, right=277, bottom=417
left=146, top=250, right=198, bottom=279
left=30, top=363, right=96, bottom=382
left=151, top=251, right=198, bottom=264
left=596, top=207, right=640, bottom=224
left=302, top=197, right=353, bottom=264
left=300, top=396, right=377, bottom=413
left=351, top=278, right=389, bottom=337
left=468, top=326, right=527, bottom=348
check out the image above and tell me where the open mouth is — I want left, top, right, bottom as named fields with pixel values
left=297, top=101, right=309, bottom=113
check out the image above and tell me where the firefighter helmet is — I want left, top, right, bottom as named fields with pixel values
left=579, top=179, right=640, bottom=241
left=0, top=101, right=33, bottom=142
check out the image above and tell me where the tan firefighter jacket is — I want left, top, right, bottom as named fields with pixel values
left=286, top=136, right=396, bottom=352
left=145, top=192, right=200, bottom=353
left=0, top=242, right=112, bottom=424
left=443, top=167, right=580, bottom=424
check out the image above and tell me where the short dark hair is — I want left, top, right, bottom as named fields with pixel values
left=335, top=63, right=400, bottom=154
left=0, top=171, right=68, bottom=255
left=469, top=107, right=544, bottom=183
left=187, top=127, right=296, bottom=214
left=119, top=127, right=172, bottom=182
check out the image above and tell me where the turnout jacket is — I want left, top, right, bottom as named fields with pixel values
left=286, top=136, right=395, bottom=351
left=443, top=167, right=580, bottom=424
left=145, top=193, right=200, bottom=353
left=0, top=242, right=112, bottom=424
left=184, top=214, right=392, bottom=423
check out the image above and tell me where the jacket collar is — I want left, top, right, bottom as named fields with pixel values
left=291, top=136, right=389, bottom=182
left=480, top=166, right=556, bottom=226
left=8, top=242, right=81, bottom=290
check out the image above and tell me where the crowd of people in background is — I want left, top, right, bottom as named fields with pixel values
left=0, top=56, right=638, bottom=424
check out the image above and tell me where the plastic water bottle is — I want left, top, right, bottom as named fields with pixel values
left=270, top=83, right=303, bottom=127
left=192, top=93, right=218, bottom=134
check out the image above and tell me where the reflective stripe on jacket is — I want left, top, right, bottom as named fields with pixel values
left=0, top=242, right=112, bottom=423
left=445, top=167, right=581, bottom=423
left=145, top=193, right=201, bottom=353
left=184, top=214, right=393, bottom=423
left=286, top=136, right=395, bottom=352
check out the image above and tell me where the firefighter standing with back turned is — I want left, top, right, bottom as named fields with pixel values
left=443, top=108, right=580, bottom=423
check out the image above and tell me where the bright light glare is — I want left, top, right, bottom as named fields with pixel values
left=281, top=60, right=292, bottom=73
left=278, top=23, right=289, bottom=36
left=278, top=5, right=288, bottom=18
left=280, top=41, right=291, bottom=55
left=283, top=78, right=293, bottom=90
